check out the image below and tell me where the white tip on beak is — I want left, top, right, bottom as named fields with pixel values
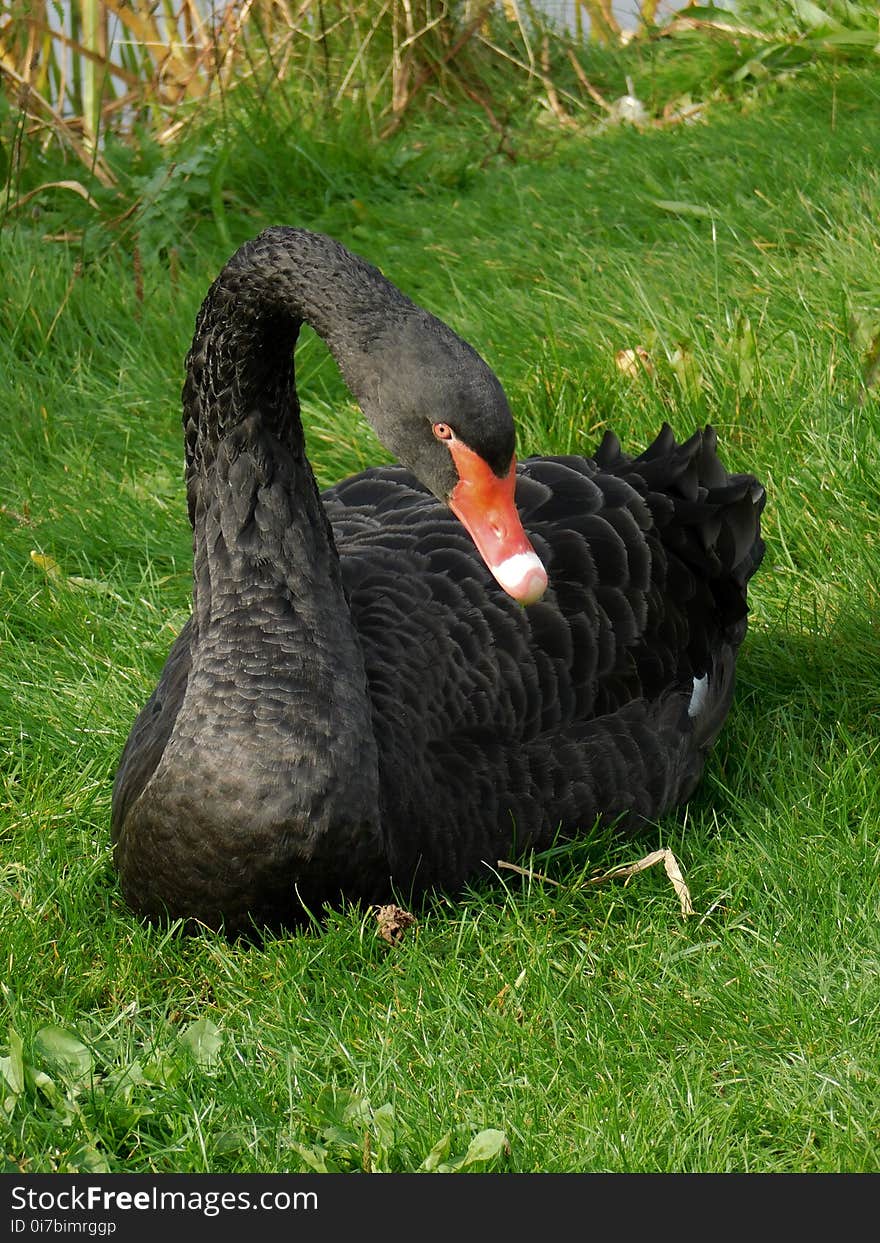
left=489, top=551, right=548, bottom=605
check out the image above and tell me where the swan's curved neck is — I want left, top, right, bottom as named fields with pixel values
left=175, top=229, right=394, bottom=842
left=182, top=227, right=409, bottom=501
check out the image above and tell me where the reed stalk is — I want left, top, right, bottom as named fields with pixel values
left=2, top=0, right=660, bottom=157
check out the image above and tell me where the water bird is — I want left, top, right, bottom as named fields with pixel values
left=111, top=227, right=764, bottom=933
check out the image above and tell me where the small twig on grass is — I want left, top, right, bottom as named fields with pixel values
left=455, top=79, right=517, bottom=163
left=6, top=180, right=101, bottom=215
left=496, top=860, right=563, bottom=887
left=541, top=35, right=575, bottom=127
left=497, top=847, right=695, bottom=918
left=566, top=47, right=611, bottom=112
left=45, top=261, right=84, bottom=345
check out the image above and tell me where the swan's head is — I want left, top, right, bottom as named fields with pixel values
left=347, top=309, right=548, bottom=605
left=441, top=432, right=548, bottom=607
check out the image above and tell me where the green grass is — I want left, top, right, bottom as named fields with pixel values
left=2, top=62, right=879, bottom=1173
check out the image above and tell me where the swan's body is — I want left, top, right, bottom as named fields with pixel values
left=111, top=227, right=764, bottom=932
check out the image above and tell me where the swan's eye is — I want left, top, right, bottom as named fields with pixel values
left=433, top=422, right=454, bottom=441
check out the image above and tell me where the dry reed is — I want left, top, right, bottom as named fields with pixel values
left=0, top=1, right=667, bottom=179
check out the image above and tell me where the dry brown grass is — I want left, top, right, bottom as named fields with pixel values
left=0, top=1, right=667, bottom=178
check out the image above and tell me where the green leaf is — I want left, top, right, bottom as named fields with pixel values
left=848, top=310, right=876, bottom=353
left=729, top=312, right=757, bottom=392
left=371, top=1102, right=396, bottom=1171
left=142, top=1054, right=182, bottom=1087
left=677, top=4, right=744, bottom=19
left=68, top=1145, right=110, bottom=1174
left=213, top=1129, right=249, bottom=1156
left=27, top=1068, right=72, bottom=1117
left=852, top=310, right=880, bottom=389
left=372, top=1103, right=395, bottom=1150
left=34, top=1027, right=92, bottom=1079
left=436, top=1128, right=510, bottom=1172
left=791, top=0, right=836, bottom=30
left=421, top=1131, right=453, bottom=1172
left=651, top=199, right=715, bottom=219
left=457, top=1129, right=510, bottom=1169
left=180, top=1017, right=222, bottom=1068
left=730, top=44, right=792, bottom=82
left=0, top=1029, right=25, bottom=1095
left=670, top=346, right=704, bottom=400
left=322, top=1124, right=360, bottom=1148
left=290, top=1142, right=331, bottom=1173
left=641, top=171, right=667, bottom=197
left=103, top=1059, right=146, bottom=1102
left=315, top=1085, right=370, bottom=1130
left=810, top=30, right=880, bottom=49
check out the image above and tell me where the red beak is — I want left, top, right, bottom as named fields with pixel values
left=447, top=440, right=548, bottom=605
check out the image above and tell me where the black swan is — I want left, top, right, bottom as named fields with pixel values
left=111, top=227, right=765, bottom=933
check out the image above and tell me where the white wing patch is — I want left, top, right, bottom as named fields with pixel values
left=688, top=673, right=709, bottom=719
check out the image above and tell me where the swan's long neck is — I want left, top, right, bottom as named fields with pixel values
left=183, top=227, right=412, bottom=507
left=174, top=230, right=401, bottom=848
